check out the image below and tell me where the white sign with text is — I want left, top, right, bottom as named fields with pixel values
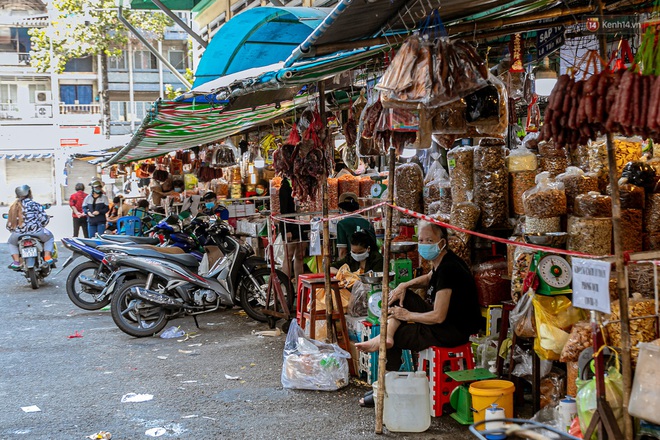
left=571, top=258, right=611, bottom=314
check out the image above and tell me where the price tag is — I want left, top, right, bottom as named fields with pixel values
left=571, top=258, right=611, bottom=314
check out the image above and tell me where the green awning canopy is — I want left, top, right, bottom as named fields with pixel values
left=128, top=0, right=202, bottom=10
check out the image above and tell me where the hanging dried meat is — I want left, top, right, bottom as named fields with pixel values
left=377, top=35, right=488, bottom=109
left=272, top=111, right=334, bottom=202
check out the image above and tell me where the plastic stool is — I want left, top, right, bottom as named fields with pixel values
left=418, top=342, right=475, bottom=417
left=296, top=273, right=325, bottom=324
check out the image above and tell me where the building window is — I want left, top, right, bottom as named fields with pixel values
left=0, top=84, right=18, bottom=103
left=109, top=53, right=127, bottom=70
left=110, top=101, right=152, bottom=122
left=64, top=56, right=94, bottom=72
left=60, top=85, right=93, bottom=105
left=135, top=101, right=151, bottom=120
left=10, top=28, right=31, bottom=53
left=28, top=84, right=48, bottom=103
left=133, top=50, right=157, bottom=70
left=168, top=50, right=185, bottom=70
left=110, top=101, right=127, bottom=121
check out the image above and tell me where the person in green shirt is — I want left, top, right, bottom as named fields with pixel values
left=331, top=230, right=383, bottom=274
left=336, top=192, right=376, bottom=260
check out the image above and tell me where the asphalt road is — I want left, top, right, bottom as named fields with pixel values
left=0, top=243, right=475, bottom=439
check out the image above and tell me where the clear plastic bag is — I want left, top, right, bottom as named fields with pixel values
left=511, top=346, right=552, bottom=382
left=508, top=147, right=538, bottom=172
left=281, top=319, right=350, bottom=391
left=573, top=192, right=612, bottom=218
left=510, top=289, right=536, bottom=338
left=467, top=75, right=509, bottom=139
left=474, top=145, right=509, bottom=228
left=394, top=163, right=424, bottom=224
left=522, top=172, right=567, bottom=219
left=644, top=193, right=660, bottom=233
left=560, top=321, right=594, bottom=363
left=556, top=167, right=600, bottom=215
left=432, top=100, right=467, bottom=134
left=424, top=166, right=452, bottom=215
left=567, top=216, right=612, bottom=257
left=510, top=171, right=537, bottom=215
left=473, top=258, right=510, bottom=307
left=576, top=367, right=625, bottom=439
left=447, top=146, right=474, bottom=203
left=348, top=280, right=369, bottom=317
left=533, top=295, right=584, bottom=361
left=450, top=200, right=480, bottom=244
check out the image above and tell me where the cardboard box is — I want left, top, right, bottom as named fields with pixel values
left=348, top=341, right=360, bottom=377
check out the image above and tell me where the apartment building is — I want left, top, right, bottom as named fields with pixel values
left=0, top=0, right=189, bottom=205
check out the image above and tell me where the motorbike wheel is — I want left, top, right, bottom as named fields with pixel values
left=238, top=267, right=293, bottom=323
left=28, top=267, right=38, bottom=289
left=110, top=278, right=169, bottom=338
left=66, top=261, right=112, bottom=310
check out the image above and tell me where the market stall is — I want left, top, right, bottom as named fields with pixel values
left=101, top=1, right=660, bottom=438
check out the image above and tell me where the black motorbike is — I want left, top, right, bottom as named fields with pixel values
left=104, top=222, right=292, bottom=337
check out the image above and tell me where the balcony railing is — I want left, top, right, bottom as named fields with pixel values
left=0, top=103, right=19, bottom=112
left=59, top=103, right=101, bottom=114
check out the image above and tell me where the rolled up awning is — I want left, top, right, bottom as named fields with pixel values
left=0, top=153, right=53, bottom=160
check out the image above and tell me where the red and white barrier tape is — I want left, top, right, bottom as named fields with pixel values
left=271, top=201, right=609, bottom=259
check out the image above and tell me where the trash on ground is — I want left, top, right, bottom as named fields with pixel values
left=177, top=333, right=199, bottom=342
left=224, top=374, right=241, bottom=380
left=21, top=405, right=41, bottom=413
left=145, top=428, right=166, bottom=437
left=188, top=343, right=202, bottom=347
left=67, top=330, right=83, bottom=339
left=181, top=415, right=198, bottom=419
left=121, top=393, right=154, bottom=403
left=234, top=310, right=248, bottom=317
left=252, top=328, right=282, bottom=337
left=100, top=305, right=110, bottom=311
left=160, top=326, right=185, bottom=339
left=156, top=356, right=168, bottom=360
left=178, top=349, right=194, bottom=354
left=87, top=431, right=112, bottom=439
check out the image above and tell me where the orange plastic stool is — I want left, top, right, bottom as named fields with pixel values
left=296, top=273, right=325, bottom=325
left=418, top=342, right=475, bottom=417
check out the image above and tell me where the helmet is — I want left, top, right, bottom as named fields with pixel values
left=89, top=179, right=102, bottom=188
left=15, top=185, right=30, bottom=199
left=75, top=183, right=85, bottom=191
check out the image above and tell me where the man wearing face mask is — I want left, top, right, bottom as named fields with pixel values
left=356, top=220, right=481, bottom=375
left=330, top=230, right=383, bottom=275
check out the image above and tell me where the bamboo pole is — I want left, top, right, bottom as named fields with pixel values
left=318, top=81, right=336, bottom=344
left=375, top=146, right=396, bottom=434
left=596, top=1, right=633, bottom=438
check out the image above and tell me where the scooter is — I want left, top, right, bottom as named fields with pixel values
left=3, top=206, right=56, bottom=289
left=61, top=217, right=210, bottom=310
left=105, top=221, right=293, bottom=337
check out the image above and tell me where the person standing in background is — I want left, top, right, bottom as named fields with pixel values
left=83, top=180, right=110, bottom=238
left=69, top=183, right=88, bottom=238
left=279, top=178, right=308, bottom=285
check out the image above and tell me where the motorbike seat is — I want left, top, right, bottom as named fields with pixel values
left=17, top=234, right=43, bottom=241
left=76, top=238, right=112, bottom=249
left=100, top=245, right=199, bottom=268
left=100, top=235, right=159, bottom=245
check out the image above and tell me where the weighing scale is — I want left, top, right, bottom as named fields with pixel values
left=390, top=241, right=416, bottom=286
left=524, top=233, right=572, bottom=296
left=448, top=369, right=498, bottom=424
left=370, top=176, right=387, bottom=199
left=360, top=272, right=388, bottom=324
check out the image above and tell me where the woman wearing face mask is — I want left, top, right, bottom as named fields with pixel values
left=330, top=230, right=382, bottom=275
left=355, top=220, right=481, bottom=406
left=83, top=180, right=110, bottom=238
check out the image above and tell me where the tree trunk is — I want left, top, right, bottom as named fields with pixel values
left=100, top=51, right=110, bottom=139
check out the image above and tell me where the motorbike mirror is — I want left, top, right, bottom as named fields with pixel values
left=42, top=203, right=52, bottom=210
left=2, top=213, right=8, bottom=219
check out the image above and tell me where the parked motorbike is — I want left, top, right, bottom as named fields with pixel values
left=105, top=221, right=293, bottom=337
left=3, top=205, right=55, bottom=289
left=61, top=216, right=210, bottom=311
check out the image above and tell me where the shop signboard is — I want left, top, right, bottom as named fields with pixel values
left=537, top=26, right=565, bottom=60
left=571, top=258, right=611, bottom=314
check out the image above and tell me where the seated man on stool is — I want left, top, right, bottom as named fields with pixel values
left=356, top=220, right=482, bottom=372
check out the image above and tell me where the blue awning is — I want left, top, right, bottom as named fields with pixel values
left=193, top=7, right=329, bottom=88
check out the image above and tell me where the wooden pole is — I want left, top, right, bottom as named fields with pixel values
left=596, top=2, right=633, bottom=438
left=375, top=146, right=396, bottom=434
left=319, top=80, right=336, bottom=344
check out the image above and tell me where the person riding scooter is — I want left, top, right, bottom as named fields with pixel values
left=6, top=185, right=55, bottom=270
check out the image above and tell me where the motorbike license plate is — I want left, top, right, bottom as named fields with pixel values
left=21, top=247, right=38, bottom=258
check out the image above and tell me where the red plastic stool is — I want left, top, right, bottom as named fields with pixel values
left=296, top=273, right=325, bottom=326
left=418, top=342, right=475, bottom=417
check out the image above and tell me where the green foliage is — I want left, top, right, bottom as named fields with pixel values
left=164, top=68, right=194, bottom=99
left=29, top=0, right=173, bottom=73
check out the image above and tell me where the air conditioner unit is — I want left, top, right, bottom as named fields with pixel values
left=35, top=105, right=53, bottom=118
left=35, top=91, right=52, bottom=104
